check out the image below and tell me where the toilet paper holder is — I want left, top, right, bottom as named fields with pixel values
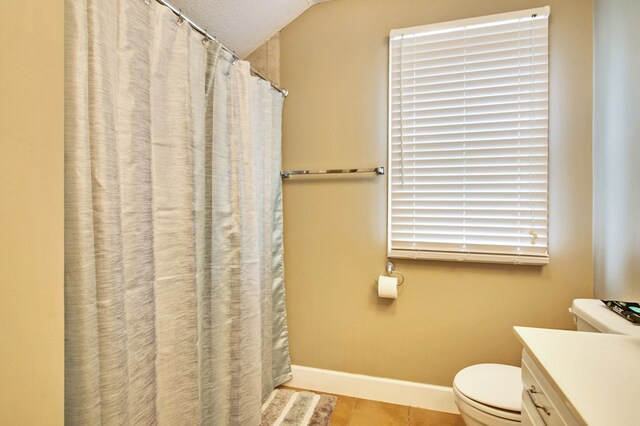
left=384, top=261, right=405, bottom=286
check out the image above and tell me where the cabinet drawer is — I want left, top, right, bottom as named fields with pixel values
left=522, top=351, right=579, bottom=426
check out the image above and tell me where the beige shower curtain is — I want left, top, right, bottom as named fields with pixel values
left=64, top=1, right=291, bottom=424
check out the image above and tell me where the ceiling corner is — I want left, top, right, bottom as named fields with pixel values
left=167, top=0, right=333, bottom=57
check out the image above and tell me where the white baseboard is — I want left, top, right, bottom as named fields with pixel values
left=285, top=365, right=459, bottom=414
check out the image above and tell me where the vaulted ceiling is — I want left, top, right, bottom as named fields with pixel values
left=167, top=0, right=331, bottom=57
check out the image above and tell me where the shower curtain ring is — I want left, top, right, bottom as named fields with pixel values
left=202, top=31, right=210, bottom=46
left=177, top=10, right=185, bottom=25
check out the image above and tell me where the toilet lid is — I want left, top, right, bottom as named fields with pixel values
left=453, top=364, right=522, bottom=412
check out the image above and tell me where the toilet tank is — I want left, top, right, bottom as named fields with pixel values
left=571, top=299, right=640, bottom=336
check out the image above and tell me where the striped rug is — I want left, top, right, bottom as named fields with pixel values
left=261, top=388, right=337, bottom=426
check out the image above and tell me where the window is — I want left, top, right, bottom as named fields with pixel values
left=388, top=7, right=550, bottom=265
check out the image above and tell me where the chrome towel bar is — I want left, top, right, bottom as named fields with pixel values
left=280, top=167, right=385, bottom=179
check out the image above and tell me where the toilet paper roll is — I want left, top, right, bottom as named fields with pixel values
left=378, top=275, right=398, bottom=299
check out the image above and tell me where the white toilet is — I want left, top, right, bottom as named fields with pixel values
left=452, top=298, right=640, bottom=425
left=453, top=363, right=522, bottom=425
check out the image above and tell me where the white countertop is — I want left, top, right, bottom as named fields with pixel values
left=514, top=326, right=640, bottom=426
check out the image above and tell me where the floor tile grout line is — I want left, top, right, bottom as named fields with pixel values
left=345, top=398, right=358, bottom=425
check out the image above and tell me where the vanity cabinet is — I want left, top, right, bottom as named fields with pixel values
left=514, top=326, right=639, bottom=426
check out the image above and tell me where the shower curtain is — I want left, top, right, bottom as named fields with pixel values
left=65, top=1, right=291, bottom=424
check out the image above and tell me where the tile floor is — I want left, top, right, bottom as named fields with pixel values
left=282, top=387, right=465, bottom=426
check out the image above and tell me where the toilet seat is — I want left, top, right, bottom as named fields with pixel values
left=453, top=364, right=522, bottom=422
left=453, top=383, right=521, bottom=422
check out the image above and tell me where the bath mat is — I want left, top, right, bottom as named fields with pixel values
left=261, top=388, right=337, bottom=426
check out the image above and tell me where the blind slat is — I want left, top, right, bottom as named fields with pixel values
left=391, top=129, right=548, bottom=144
left=390, top=47, right=548, bottom=75
left=390, top=29, right=548, bottom=54
left=391, top=15, right=548, bottom=45
left=390, top=42, right=548, bottom=68
left=390, top=56, right=548, bottom=81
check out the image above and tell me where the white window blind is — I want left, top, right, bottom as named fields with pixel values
left=388, top=7, right=550, bottom=265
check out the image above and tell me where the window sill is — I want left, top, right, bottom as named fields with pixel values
left=388, top=249, right=549, bottom=266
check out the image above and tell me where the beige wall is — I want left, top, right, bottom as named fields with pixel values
left=0, top=1, right=64, bottom=424
left=246, top=33, right=281, bottom=87
left=593, top=0, right=640, bottom=301
left=280, top=0, right=593, bottom=386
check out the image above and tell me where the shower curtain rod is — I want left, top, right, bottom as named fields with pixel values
left=154, top=0, right=289, bottom=98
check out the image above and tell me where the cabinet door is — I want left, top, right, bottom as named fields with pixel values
left=522, top=351, right=580, bottom=426
left=521, top=389, right=547, bottom=426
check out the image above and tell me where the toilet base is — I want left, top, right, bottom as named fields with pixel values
left=455, top=397, right=521, bottom=426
